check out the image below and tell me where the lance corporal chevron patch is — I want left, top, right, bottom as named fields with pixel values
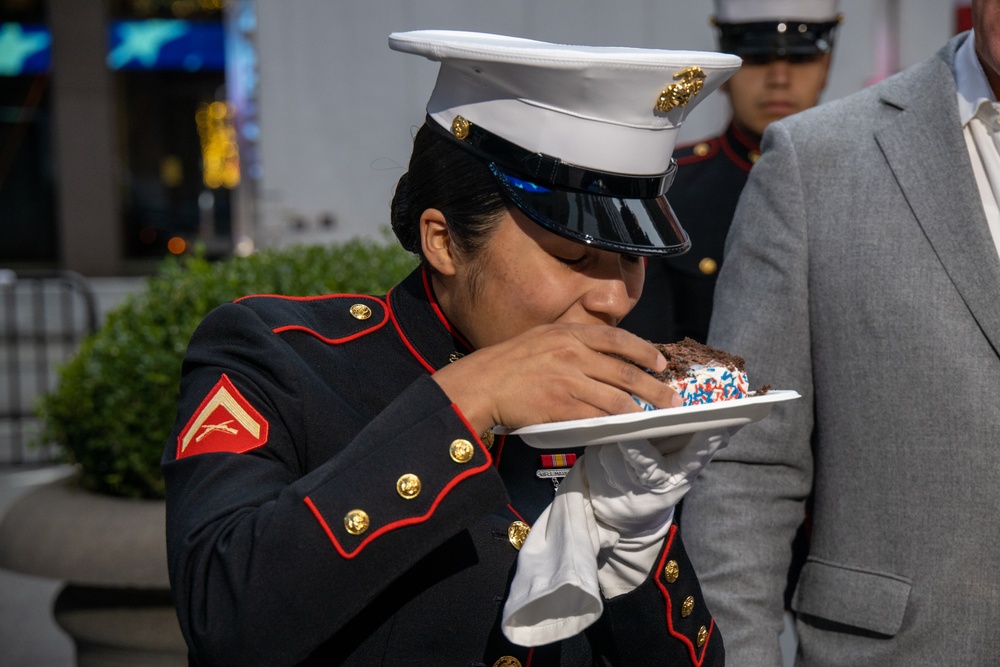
left=176, top=373, right=269, bottom=459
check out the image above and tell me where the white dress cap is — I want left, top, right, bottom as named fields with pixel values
left=389, top=30, right=740, bottom=177
left=713, top=0, right=841, bottom=23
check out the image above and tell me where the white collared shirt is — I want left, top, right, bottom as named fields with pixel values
left=955, top=30, right=1000, bottom=258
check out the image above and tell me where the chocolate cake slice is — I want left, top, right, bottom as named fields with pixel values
left=634, top=338, right=769, bottom=408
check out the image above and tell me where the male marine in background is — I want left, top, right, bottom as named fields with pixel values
left=683, top=0, right=1000, bottom=664
left=621, top=0, right=842, bottom=344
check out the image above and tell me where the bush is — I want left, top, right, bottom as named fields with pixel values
left=38, top=240, right=418, bottom=499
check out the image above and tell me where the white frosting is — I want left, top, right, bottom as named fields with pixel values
left=633, top=364, right=749, bottom=409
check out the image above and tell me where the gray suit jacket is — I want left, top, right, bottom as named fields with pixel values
left=682, top=33, right=1000, bottom=666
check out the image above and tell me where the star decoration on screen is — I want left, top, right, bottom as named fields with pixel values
left=0, top=23, right=51, bottom=76
left=107, top=20, right=189, bottom=69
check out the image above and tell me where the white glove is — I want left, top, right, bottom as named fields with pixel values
left=501, top=427, right=735, bottom=646
left=588, top=430, right=731, bottom=595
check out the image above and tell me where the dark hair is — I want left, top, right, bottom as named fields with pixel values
left=391, top=123, right=508, bottom=260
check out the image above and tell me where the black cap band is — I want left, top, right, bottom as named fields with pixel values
left=717, top=19, right=840, bottom=57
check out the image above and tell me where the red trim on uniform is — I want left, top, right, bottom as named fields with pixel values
left=729, top=122, right=760, bottom=153
left=271, top=323, right=387, bottom=344
left=421, top=267, right=474, bottom=351
left=506, top=503, right=527, bottom=524
left=720, top=133, right=755, bottom=173
left=234, top=293, right=389, bottom=343
left=654, top=524, right=716, bottom=666
left=386, top=270, right=475, bottom=374
left=719, top=123, right=760, bottom=173
left=492, top=434, right=507, bottom=468
left=385, top=286, right=437, bottom=374
left=525, top=647, right=534, bottom=666
left=305, top=403, right=492, bottom=559
left=675, top=137, right=720, bottom=166
left=497, top=432, right=534, bottom=528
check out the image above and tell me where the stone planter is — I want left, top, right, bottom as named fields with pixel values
left=0, top=474, right=186, bottom=666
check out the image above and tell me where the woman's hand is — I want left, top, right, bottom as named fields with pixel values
left=431, top=324, right=681, bottom=433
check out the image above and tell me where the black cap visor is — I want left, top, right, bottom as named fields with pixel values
left=718, top=20, right=839, bottom=59
left=491, top=164, right=690, bottom=257
left=426, top=115, right=690, bottom=256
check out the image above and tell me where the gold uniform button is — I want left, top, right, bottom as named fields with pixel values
left=749, top=149, right=761, bottom=164
left=698, top=257, right=718, bottom=275
left=396, top=473, right=421, bottom=500
left=681, top=595, right=696, bottom=617
left=349, top=303, right=372, bottom=320
left=452, top=115, right=471, bottom=140
left=697, top=625, right=708, bottom=647
left=450, top=438, right=474, bottom=463
left=508, top=520, right=530, bottom=550
left=481, top=429, right=495, bottom=450
left=664, top=559, right=680, bottom=583
left=493, top=657, right=521, bottom=667
left=344, top=509, right=370, bottom=535
left=693, top=142, right=710, bottom=157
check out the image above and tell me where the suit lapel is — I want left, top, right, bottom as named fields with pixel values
left=875, top=52, right=1000, bottom=356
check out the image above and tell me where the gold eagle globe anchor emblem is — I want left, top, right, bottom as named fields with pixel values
left=655, top=67, right=707, bottom=113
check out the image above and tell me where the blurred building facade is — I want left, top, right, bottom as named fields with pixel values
left=1, top=0, right=232, bottom=276
left=0, top=0, right=965, bottom=277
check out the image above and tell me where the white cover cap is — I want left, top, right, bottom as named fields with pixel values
left=713, top=0, right=841, bottom=23
left=389, top=30, right=740, bottom=177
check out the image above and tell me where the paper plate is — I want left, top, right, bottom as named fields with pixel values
left=497, top=390, right=800, bottom=449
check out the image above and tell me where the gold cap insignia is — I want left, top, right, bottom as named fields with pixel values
left=451, top=115, right=471, bottom=140
left=656, top=67, right=707, bottom=113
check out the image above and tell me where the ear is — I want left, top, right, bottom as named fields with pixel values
left=420, top=208, right=457, bottom=276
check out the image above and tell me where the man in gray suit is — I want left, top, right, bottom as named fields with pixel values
left=682, top=2, right=1000, bottom=665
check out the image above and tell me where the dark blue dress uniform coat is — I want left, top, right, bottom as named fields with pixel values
left=621, top=122, right=760, bottom=345
left=163, top=267, right=723, bottom=666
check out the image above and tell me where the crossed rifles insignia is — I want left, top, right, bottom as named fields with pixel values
left=176, top=374, right=269, bottom=459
